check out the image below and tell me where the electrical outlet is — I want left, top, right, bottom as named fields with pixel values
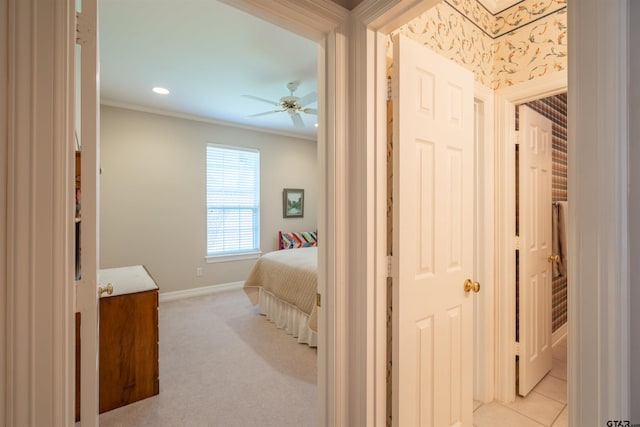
left=196, top=267, right=203, bottom=277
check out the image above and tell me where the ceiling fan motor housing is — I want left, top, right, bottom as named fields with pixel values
left=281, top=96, right=300, bottom=111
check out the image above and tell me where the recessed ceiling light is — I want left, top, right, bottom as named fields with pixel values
left=152, top=87, right=170, bottom=95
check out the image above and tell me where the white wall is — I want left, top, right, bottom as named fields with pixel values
left=99, top=105, right=318, bottom=293
left=630, top=0, right=640, bottom=420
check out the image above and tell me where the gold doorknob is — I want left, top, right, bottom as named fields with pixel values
left=548, top=254, right=560, bottom=263
left=98, top=282, right=113, bottom=297
left=464, top=279, right=480, bottom=293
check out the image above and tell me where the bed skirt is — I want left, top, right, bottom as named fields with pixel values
left=257, top=287, right=317, bottom=348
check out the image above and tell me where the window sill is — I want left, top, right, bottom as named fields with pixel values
left=205, top=251, right=262, bottom=264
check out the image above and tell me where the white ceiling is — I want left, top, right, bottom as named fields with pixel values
left=99, top=0, right=318, bottom=140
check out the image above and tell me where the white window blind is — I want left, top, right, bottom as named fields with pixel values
left=206, top=144, right=260, bottom=256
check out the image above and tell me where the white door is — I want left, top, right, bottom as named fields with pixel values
left=392, top=34, right=475, bottom=427
left=518, top=105, right=553, bottom=396
left=76, top=0, right=101, bottom=424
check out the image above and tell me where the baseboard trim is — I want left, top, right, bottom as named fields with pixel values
left=159, top=282, right=244, bottom=302
left=552, top=322, right=567, bottom=347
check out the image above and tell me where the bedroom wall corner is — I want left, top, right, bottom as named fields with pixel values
left=99, top=105, right=318, bottom=294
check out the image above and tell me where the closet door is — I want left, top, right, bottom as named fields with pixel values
left=518, top=105, right=553, bottom=396
left=392, top=33, right=476, bottom=427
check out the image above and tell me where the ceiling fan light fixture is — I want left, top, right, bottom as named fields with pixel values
left=244, top=81, right=317, bottom=129
left=152, top=87, right=170, bottom=95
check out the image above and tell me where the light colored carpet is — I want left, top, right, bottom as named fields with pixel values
left=99, top=288, right=317, bottom=427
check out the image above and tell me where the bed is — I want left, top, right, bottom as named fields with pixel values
left=243, top=232, right=318, bottom=347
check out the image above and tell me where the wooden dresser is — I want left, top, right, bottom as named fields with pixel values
left=98, top=266, right=159, bottom=413
left=75, top=265, right=159, bottom=420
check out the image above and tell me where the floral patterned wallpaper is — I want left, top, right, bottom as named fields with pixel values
left=493, top=0, right=566, bottom=37
left=388, top=2, right=494, bottom=87
left=492, top=6, right=567, bottom=88
left=388, top=0, right=567, bottom=90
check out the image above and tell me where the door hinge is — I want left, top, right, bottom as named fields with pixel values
left=515, top=130, right=520, bottom=146
left=387, top=77, right=392, bottom=101
left=514, top=235, right=520, bottom=250
left=75, top=11, right=96, bottom=45
left=514, top=341, right=520, bottom=356
left=386, top=255, right=393, bottom=278
left=316, top=293, right=321, bottom=308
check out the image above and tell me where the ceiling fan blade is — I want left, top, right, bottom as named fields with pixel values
left=302, top=108, right=317, bottom=115
left=242, top=94, right=280, bottom=106
left=248, top=110, right=280, bottom=117
left=297, top=91, right=317, bottom=107
left=290, top=112, right=304, bottom=128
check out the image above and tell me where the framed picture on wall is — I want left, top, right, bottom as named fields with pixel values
left=283, top=188, right=304, bottom=218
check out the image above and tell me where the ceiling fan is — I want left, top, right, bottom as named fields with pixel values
left=243, top=81, right=317, bottom=129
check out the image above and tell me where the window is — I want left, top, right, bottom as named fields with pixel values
left=206, top=144, right=260, bottom=258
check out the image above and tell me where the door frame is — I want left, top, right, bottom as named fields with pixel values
left=567, top=0, right=631, bottom=422
left=356, top=2, right=496, bottom=422
left=473, top=82, right=496, bottom=403
left=494, top=71, right=568, bottom=402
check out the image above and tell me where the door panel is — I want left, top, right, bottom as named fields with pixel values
left=392, top=33, right=475, bottom=427
left=518, top=105, right=553, bottom=396
left=76, top=0, right=100, bottom=424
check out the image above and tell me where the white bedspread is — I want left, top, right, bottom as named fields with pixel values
left=243, top=247, right=317, bottom=346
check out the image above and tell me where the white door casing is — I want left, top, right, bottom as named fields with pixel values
left=392, top=33, right=475, bottom=427
left=518, top=105, right=553, bottom=396
left=76, top=0, right=101, bottom=424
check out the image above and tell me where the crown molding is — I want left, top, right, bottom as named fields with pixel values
left=477, top=0, right=522, bottom=15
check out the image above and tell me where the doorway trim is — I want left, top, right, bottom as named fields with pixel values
left=568, top=0, right=631, bottom=422
left=473, top=82, right=496, bottom=404
left=178, top=0, right=351, bottom=424
left=494, top=71, right=568, bottom=402
left=353, top=1, right=496, bottom=423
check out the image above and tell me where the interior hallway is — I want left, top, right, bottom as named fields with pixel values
left=473, top=336, right=568, bottom=427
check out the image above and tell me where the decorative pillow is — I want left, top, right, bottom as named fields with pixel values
left=279, top=231, right=318, bottom=249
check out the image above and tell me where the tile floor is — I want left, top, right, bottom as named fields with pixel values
left=473, top=335, right=568, bottom=427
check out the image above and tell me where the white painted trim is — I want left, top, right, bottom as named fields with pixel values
left=215, top=2, right=349, bottom=425
left=494, top=70, right=567, bottom=403
left=494, top=93, right=517, bottom=403
left=373, top=29, right=389, bottom=427
left=473, top=82, right=495, bottom=404
left=218, top=0, right=347, bottom=42
left=496, top=71, right=568, bottom=104
left=77, top=0, right=101, bottom=423
left=367, top=0, right=439, bottom=34
left=159, top=282, right=244, bottom=302
left=5, top=0, right=76, bottom=424
left=552, top=323, right=567, bottom=348
left=205, top=252, right=261, bottom=263
left=568, top=0, right=630, bottom=423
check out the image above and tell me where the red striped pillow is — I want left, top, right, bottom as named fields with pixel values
left=279, top=231, right=318, bottom=249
